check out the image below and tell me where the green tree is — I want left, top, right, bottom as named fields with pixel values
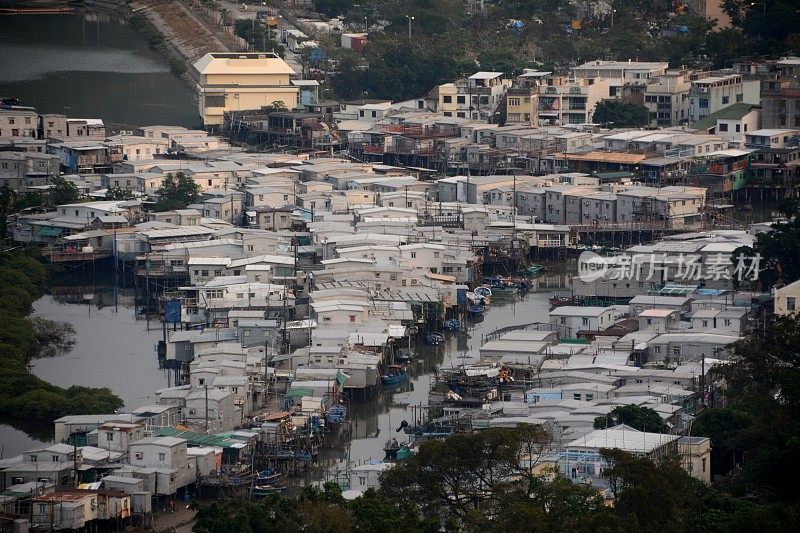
left=593, top=404, right=668, bottom=433
left=694, top=314, right=800, bottom=501
left=30, top=317, right=76, bottom=359
left=730, top=201, right=800, bottom=290
left=592, top=100, right=650, bottom=129
left=153, top=172, right=200, bottom=212
left=265, top=100, right=288, bottom=113
left=106, top=186, right=135, bottom=201
left=49, top=176, right=80, bottom=206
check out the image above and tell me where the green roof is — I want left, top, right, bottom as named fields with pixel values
left=594, top=171, right=634, bottom=180
left=690, top=103, right=759, bottom=132
left=155, top=427, right=238, bottom=447
left=285, top=386, right=314, bottom=399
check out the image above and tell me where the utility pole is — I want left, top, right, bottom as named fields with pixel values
left=73, top=440, right=79, bottom=488
left=204, top=385, right=209, bottom=432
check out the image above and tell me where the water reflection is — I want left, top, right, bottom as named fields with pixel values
left=0, top=9, right=197, bottom=127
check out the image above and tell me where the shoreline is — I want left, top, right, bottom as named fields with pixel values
left=92, top=0, right=200, bottom=88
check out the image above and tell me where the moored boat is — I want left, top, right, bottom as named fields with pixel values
left=395, top=348, right=414, bottom=363
left=327, top=404, right=347, bottom=424
left=381, top=365, right=409, bottom=386
left=425, top=332, right=445, bottom=345
left=467, top=302, right=485, bottom=315
left=443, top=318, right=460, bottom=331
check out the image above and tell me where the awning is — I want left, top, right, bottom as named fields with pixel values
left=38, top=227, right=64, bottom=237
left=284, top=387, right=314, bottom=399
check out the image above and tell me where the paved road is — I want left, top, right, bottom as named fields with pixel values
left=210, top=0, right=304, bottom=74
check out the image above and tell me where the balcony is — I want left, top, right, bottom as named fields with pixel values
left=363, top=145, right=384, bottom=154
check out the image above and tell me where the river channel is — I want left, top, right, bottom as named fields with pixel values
left=0, top=267, right=573, bottom=462
left=0, top=8, right=197, bottom=128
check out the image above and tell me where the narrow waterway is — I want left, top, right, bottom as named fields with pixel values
left=0, top=266, right=573, bottom=462
left=0, top=9, right=197, bottom=128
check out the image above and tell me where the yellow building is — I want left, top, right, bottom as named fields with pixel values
left=194, top=52, right=299, bottom=127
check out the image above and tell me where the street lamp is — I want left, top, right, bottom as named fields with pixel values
left=406, top=15, right=414, bottom=40
left=610, top=8, right=617, bottom=27
left=364, top=16, right=368, bottom=33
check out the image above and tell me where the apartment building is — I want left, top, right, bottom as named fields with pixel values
left=438, top=72, right=511, bottom=121
left=571, top=60, right=669, bottom=98
left=194, top=52, right=299, bottom=127
left=644, top=70, right=692, bottom=126
left=537, top=76, right=612, bottom=126
left=0, top=108, right=38, bottom=139
left=760, top=77, right=800, bottom=129
left=505, top=70, right=550, bottom=126
left=688, top=73, right=760, bottom=122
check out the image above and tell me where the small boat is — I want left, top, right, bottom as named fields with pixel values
left=296, top=449, right=314, bottom=462
left=251, top=483, right=287, bottom=497
left=467, top=303, right=485, bottom=315
left=396, top=445, right=413, bottom=461
left=327, top=404, right=347, bottom=424
left=381, top=365, right=409, bottom=386
left=425, top=332, right=445, bottom=345
left=256, top=469, right=282, bottom=484
left=395, top=348, right=414, bottom=364
left=474, top=286, right=492, bottom=299
left=443, top=318, right=461, bottom=331
left=519, top=264, right=544, bottom=278
left=549, top=294, right=584, bottom=307
left=491, top=287, right=518, bottom=299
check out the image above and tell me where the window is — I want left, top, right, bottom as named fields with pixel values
left=29, top=455, right=37, bottom=462
left=654, top=346, right=661, bottom=354
left=672, top=346, right=681, bottom=356
left=457, top=95, right=465, bottom=104
left=134, top=452, right=143, bottom=460
left=52, top=455, right=59, bottom=462
left=205, top=95, right=225, bottom=107
left=719, top=123, right=728, bottom=132
left=702, top=320, right=708, bottom=328
left=158, top=453, right=166, bottom=461
left=702, top=458, right=706, bottom=472
left=410, top=252, right=417, bottom=259
left=787, top=297, right=796, bottom=311
left=724, top=319, right=732, bottom=327
left=443, top=95, right=452, bottom=103
left=573, top=393, right=581, bottom=400
left=560, top=317, right=566, bottom=324
left=722, top=96, right=729, bottom=105
left=699, top=99, right=709, bottom=108
left=38, top=504, right=46, bottom=514
left=349, top=315, right=356, bottom=322
left=508, top=98, right=520, bottom=106
left=581, top=317, right=589, bottom=326
left=201, top=270, right=209, bottom=277
left=106, top=432, right=114, bottom=441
